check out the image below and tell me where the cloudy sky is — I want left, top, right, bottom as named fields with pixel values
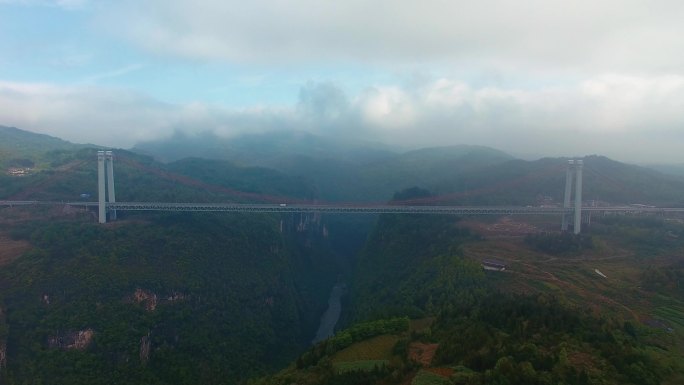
left=1, top=0, right=684, bottom=162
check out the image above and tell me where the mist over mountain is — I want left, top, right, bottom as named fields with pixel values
left=133, top=130, right=514, bottom=202
left=131, top=128, right=684, bottom=206
left=133, top=130, right=397, bottom=166
left=5, top=125, right=684, bottom=206
left=643, top=163, right=684, bottom=178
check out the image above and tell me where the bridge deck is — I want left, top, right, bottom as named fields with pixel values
left=2, top=201, right=684, bottom=215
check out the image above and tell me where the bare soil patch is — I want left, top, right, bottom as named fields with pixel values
left=425, top=367, right=454, bottom=377
left=408, top=342, right=439, bottom=367
left=0, top=235, right=31, bottom=266
left=461, top=216, right=543, bottom=236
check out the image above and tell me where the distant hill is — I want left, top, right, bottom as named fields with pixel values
left=134, top=132, right=516, bottom=202
left=422, top=155, right=684, bottom=207
left=5, top=125, right=684, bottom=207
left=0, top=148, right=318, bottom=203
left=643, top=163, right=684, bottom=178
left=0, top=125, right=85, bottom=169
left=357, top=145, right=514, bottom=196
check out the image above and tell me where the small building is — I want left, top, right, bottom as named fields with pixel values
left=482, top=259, right=507, bottom=272
left=7, top=167, right=31, bottom=176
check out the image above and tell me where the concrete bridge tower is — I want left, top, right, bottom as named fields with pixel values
left=97, top=151, right=106, bottom=223
left=105, top=151, right=116, bottom=221
left=561, top=160, right=574, bottom=231
left=573, top=160, right=583, bottom=234
left=97, top=151, right=116, bottom=223
left=561, top=159, right=584, bottom=234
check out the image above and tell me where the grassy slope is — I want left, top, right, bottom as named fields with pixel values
left=0, top=125, right=85, bottom=169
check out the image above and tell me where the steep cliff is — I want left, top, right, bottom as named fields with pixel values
left=0, top=213, right=339, bottom=385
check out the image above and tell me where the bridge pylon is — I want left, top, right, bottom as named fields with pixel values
left=560, top=159, right=584, bottom=234
left=561, top=160, right=574, bottom=231
left=97, top=151, right=116, bottom=223
left=573, top=160, right=583, bottom=234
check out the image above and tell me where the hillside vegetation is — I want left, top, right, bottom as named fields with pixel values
left=0, top=211, right=343, bottom=384
left=0, top=129, right=348, bottom=384
left=0, top=125, right=85, bottom=169
left=255, top=209, right=684, bottom=385
left=2, top=127, right=684, bottom=384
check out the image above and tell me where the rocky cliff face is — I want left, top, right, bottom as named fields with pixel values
left=0, top=307, right=6, bottom=372
left=296, top=213, right=322, bottom=233
left=132, top=288, right=158, bottom=311
left=140, top=332, right=151, bottom=366
left=47, top=329, right=94, bottom=350
left=131, top=288, right=187, bottom=311
left=0, top=341, right=6, bottom=372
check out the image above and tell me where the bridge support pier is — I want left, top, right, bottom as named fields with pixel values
left=561, top=159, right=584, bottom=233
left=97, top=151, right=106, bottom=223
left=97, top=151, right=116, bottom=223
left=573, top=160, right=583, bottom=234
left=561, top=160, right=574, bottom=231
left=105, top=151, right=116, bottom=221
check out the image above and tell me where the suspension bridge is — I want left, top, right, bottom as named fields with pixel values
left=2, top=151, right=683, bottom=233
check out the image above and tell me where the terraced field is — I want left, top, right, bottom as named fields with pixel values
left=331, top=334, right=400, bottom=374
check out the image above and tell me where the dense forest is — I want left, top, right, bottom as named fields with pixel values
left=255, top=213, right=684, bottom=385
left=0, top=212, right=344, bottom=384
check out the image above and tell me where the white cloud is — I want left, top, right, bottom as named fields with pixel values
left=0, top=81, right=300, bottom=148
left=81, top=63, right=146, bottom=84
left=99, top=0, right=684, bottom=74
left=0, top=81, right=175, bottom=146
left=3, top=74, right=684, bottom=162
left=357, top=86, right=417, bottom=129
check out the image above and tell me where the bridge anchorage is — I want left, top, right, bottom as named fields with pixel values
left=95, top=152, right=589, bottom=233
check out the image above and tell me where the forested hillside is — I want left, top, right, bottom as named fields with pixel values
left=5, top=126, right=684, bottom=208
left=0, top=211, right=342, bottom=384
left=0, top=147, right=315, bottom=203
left=0, top=125, right=85, bottom=169
left=132, top=130, right=684, bottom=206
left=2, top=127, right=684, bottom=384
left=255, top=204, right=684, bottom=385
left=133, top=131, right=515, bottom=202
left=0, top=132, right=351, bottom=384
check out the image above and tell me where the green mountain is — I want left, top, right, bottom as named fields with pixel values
left=0, top=125, right=84, bottom=169
left=440, top=156, right=684, bottom=206
left=0, top=151, right=347, bottom=384
left=132, top=131, right=515, bottom=202
left=0, top=213, right=340, bottom=385
left=3, top=127, right=684, bottom=384
left=0, top=147, right=318, bottom=203
left=133, top=131, right=684, bottom=207
left=254, top=198, right=684, bottom=385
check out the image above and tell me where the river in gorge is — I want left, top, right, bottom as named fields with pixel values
left=311, top=283, right=347, bottom=344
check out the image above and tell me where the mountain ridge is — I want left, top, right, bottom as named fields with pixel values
left=4, top=125, right=684, bottom=206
